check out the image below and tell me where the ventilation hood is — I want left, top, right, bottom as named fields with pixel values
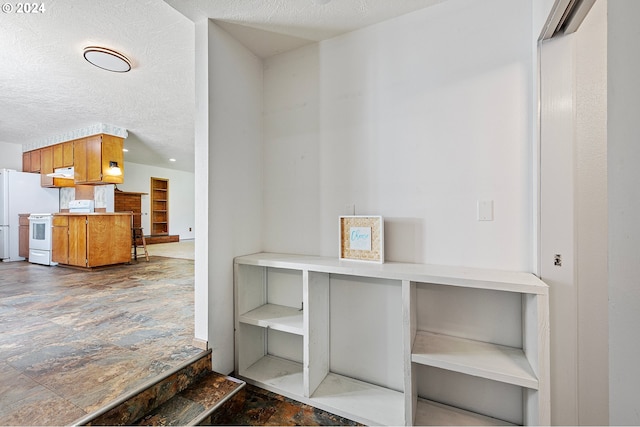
left=46, top=166, right=74, bottom=178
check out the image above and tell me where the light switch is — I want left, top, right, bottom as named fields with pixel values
left=477, top=200, right=493, bottom=221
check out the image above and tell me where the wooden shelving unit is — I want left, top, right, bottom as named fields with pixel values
left=150, top=177, right=169, bottom=235
left=234, top=253, right=550, bottom=426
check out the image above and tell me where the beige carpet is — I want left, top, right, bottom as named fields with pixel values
left=145, top=239, right=195, bottom=260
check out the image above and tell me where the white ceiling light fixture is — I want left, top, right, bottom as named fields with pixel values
left=83, top=46, right=131, bottom=72
left=169, top=158, right=176, bottom=162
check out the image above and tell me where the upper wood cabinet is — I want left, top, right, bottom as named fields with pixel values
left=22, top=133, right=124, bottom=186
left=74, top=134, right=124, bottom=184
left=30, top=149, right=41, bottom=172
left=22, top=149, right=41, bottom=173
left=53, top=141, right=74, bottom=169
left=22, top=152, right=30, bottom=172
left=40, top=146, right=53, bottom=186
left=40, top=145, right=75, bottom=188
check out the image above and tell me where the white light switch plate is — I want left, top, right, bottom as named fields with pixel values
left=477, top=200, right=493, bottom=221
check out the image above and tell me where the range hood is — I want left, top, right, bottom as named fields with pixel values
left=46, top=166, right=74, bottom=178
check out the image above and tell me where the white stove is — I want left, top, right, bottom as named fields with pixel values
left=28, top=213, right=55, bottom=266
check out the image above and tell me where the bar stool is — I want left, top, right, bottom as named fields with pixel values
left=130, top=213, right=149, bottom=261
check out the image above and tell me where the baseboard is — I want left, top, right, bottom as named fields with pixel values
left=192, top=337, right=208, bottom=350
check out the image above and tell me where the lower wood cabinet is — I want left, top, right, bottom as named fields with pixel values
left=52, top=213, right=132, bottom=267
left=234, top=253, right=550, bottom=426
left=52, top=215, right=70, bottom=264
left=18, top=214, right=29, bottom=258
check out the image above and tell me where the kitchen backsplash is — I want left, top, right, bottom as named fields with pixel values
left=60, top=188, right=74, bottom=210
left=59, top=185, right=114, bottom=211
left=94, top=185, right=113, bottom=210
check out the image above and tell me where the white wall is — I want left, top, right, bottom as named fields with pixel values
left=264, top=0, right=533, bottom=271
left=533, top=0, right=557, bottom=39
left=261, top=1, right=534, bottom=421
left=194, top=19, right=263, bottom=374
left=117, top=161, right=195, bottom=240
left=0, top=142, right=23, bottom=171
left=608, top=1, right=640, bottom=424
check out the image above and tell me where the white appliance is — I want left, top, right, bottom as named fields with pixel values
left=69, top=199, right=95, bottom=213
left=0, top=169, right=59, bottom=262
left=28, top=213, right=55, bottom=266
left=46, top=166, right=74, bottom=178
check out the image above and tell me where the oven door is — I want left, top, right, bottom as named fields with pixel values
left=29, top=217, right=52, bottom=251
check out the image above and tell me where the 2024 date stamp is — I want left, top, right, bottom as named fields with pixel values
left=2, top=3, right=46, bottom=13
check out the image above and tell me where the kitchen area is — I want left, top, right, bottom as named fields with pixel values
left=1, top=132, right=135, bottom=268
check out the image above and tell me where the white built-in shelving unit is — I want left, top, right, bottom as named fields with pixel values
left=234, top=253, right=550, bottom=426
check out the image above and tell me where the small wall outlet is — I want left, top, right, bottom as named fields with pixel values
left=477, top=200, right=494, bottom=221
left=554, top=254, right=562, bottom=266
left=189, top=227, right=192, bottom=232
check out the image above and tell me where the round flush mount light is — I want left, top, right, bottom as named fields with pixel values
left=83, top=46, right=131, bottom=72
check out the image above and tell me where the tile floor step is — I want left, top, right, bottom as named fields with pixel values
left=74, top=350, right=242, bottom=426
left=133, top=372, right=245, bottom=426
left=145, top=235, right=180, bottom=244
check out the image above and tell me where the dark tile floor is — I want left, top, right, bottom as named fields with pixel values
left=207, top=384, right=361, bottom=426
left=0, top=257, right=202, bottom=426
left=0, top=254, right=357, bottom=427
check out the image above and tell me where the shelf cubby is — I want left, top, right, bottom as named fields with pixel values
left=234, top=253, right=549, bottom=426
left=150, top=177, right=169, bottom=235
left=411, top=330, right=538, bottom=389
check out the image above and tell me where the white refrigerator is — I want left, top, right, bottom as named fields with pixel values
left=0, top=169, right=60, bottom=262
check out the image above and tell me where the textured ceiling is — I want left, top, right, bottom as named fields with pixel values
left=0, top=0, right=196, bottom=171
left=0, top=0, right=445, bottom=173
left=166, top=0, right=447, bottom=58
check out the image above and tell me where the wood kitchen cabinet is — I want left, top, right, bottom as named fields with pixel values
left=22, top=134, right=123, bottom=186
left=40, top=146, right=74, bottom=188
left=18, top=214, right=29, bottom=258
left=22, top=149, right=41, bottom=173
left=52, top=213, right=132, bottom=267
left=74, top=134, right=124, bottom=184
left=22, top=152, right=31, bottom=172
left=53, top=141, right=74, bottom=169
left=52, top=215, right=71, bottom=265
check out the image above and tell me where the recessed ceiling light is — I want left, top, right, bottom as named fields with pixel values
left=122, top=148, right=129, bottom=152
left=169, top=158, right=176, bottom=162
left=83, top=46, right=131, bottom=72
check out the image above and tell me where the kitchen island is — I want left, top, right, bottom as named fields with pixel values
left=52, top=212, right=132, bottom=268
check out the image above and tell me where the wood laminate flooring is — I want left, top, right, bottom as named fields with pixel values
left=0, top=250, right=357, bottom=427
left=0, top=256, right=201, bottom=425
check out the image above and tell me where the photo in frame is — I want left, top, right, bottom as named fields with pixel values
left=339, top=215, right=384, bottom=263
